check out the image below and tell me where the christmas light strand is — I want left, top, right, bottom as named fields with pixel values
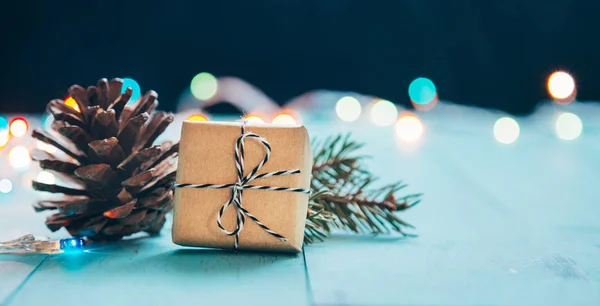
left=0, top=234, right=85, bottom=254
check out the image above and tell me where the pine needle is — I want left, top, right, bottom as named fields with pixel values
left=305, top=134, right=421, bottom=243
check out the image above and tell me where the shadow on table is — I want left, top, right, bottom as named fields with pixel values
left=311, top=233, right=417, bottom=244
left=0, top=253, right=47, bottom=266
left=151, top=248, right=300, bottom=273
left=47, top=237, right=301, bottom=275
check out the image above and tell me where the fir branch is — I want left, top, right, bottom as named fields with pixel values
left=305, top=134, right=421, bottom=243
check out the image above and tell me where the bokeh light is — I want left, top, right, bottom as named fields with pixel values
left=369, top=99, right=398, bottom=126
left=190, top=72, right=218, bottom=100
left=395, top=113, right=424, bottom=143
left=0, top=115, right=8, bottom=130
left=0, top=116, right=8, bottom=148
left=244, top=114, right=265, bottom=124
left=9, top=117, right=28, bottom=138
left=186, top=114, right=208, bottom=122
left=0, top=130, right=8, bottom=148
left=272, top=113, right=297, bottom=125
left=37, top=141, right=57, bottom=154
left=335, top=96, right=362, bottom=122
left=555, top=112, right=582, bottom=140
left=36, top=171, right=56, bottom=185
left=0, top=179, right=12, bottom=194
left=493, top=117, right=520, bottom=144
left=8, top=146, right=31, bottom=170
left=412, top=94, right=439, bottom=112
left=122, top=78, right=141, bottom=104
left=64, top=96, right=81, bottom=112
left=409, top=77, right=437, bottom=105
left=547, top=71, right=575, bottom=101
left=42, top=114, right=53, bottom=130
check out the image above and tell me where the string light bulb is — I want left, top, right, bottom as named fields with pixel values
left=395, top=114, right=424, bottom=143
left=369, top=99, right=398, bottom=126
left=36, top=171, right=56, bottom=185
left=272, top=113, right=297, bottom=125
left=555, top=112, right=582, bottom=140
left=0, top=115, right=8, bottom=130
left=190, top=72, right=218, bottom=100
left=9, top=117, right=28, bottom=137
left=37, top=141, right=57, bottom=154
left=493, top=117, right=520, bottom=144
left=408, top=77, right=437, bottom=105
left=64, top=96, right=81, bottom=112
left=0, top=235, right=85, bottom=254
left=8, top=146, right=31, bottom=170
left=0, top=130, right=8, bottom=148
left=187, top=114, right=208, bottom=122
left=335, top=96, right=362, bottom=122
left=59, top=238, right=86, bottom=251
left=122, top=78, right=141, bottom=104
left=0, top=116, right=8, bottom=145
left=244, top=114, right=265, bottom=124
left=547, top=71, right=575, bottom=101
left=0, top=179, right=12, bottom=194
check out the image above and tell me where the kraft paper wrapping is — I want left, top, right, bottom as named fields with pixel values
left=172, top=121, right=312, bottom=253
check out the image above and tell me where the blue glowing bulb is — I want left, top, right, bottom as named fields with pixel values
left=59, top=238, right=85, bottom=251
left=41, top=114, right=53, bottom=131
left=122, top=78, right=141, bottom=104
left=0, top=115, right=8, bottom=131
left=408, top=77, right=437, bottom=105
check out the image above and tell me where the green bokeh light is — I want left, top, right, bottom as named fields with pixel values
left=190, top=72, right=218, bottom=100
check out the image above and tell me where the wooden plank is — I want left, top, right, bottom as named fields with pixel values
left=304, top=118, right=600, bottom=306
left=0, top=186, right=50, bottom=305
left=0, top=254, right=47, bottom=304
left=5, top=219, right=310, bottom=306
left=440, top=112, right=600, bottom=303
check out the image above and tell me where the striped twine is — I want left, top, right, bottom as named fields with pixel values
left=174, top=121, right=311, bottom=250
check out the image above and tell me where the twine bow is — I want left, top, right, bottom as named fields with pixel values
left=174, top=121, right=311, bottom=249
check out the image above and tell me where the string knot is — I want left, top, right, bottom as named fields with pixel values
left=174, top=121, right=311, bottom=250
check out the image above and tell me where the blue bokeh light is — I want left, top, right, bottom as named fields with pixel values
left=408, top=77, right=437, bottom=105
left=0, top=115, right=8, bottom=131
left=122, top=78, right=141, bottom=104
left=42, top=114, right=53, bottom=131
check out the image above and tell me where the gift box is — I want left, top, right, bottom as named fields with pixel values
left=172, top=120, right=312, bottom=253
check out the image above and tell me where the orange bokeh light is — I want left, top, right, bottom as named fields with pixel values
left=64, top=96, right=81, bottom=112
left=547, top=71, right=576, bottom=104
left=411, top=94, right=438, bottom=111
left=9, top=117, right=28, bottom=138
left=395, top=113, right=424, bottom=143
left=272, top=113, right=296, bottom=125
left=272, top=109, right=300, bottom=125
left=187, top=114, right=208, bottom=122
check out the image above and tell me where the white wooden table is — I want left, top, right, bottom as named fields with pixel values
left=1, top=102, right=599, bottom=306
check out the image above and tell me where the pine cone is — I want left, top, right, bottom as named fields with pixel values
left=32, top=78, right=178, bottom=241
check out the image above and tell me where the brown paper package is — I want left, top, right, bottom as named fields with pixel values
left=172, top=121, right=312, bottom=253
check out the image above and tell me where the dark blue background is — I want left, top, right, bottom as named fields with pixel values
left=1, top=0, right=599, bottom=114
